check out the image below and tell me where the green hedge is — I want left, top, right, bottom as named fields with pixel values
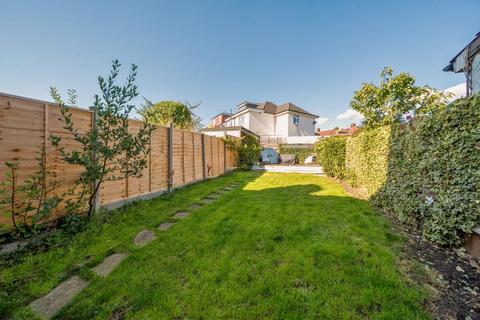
left=315, top=137, right=347, bottom=179
left=373, top=95, right=480, bottom=245
left=346, top=126, right=391, bottom=198
left=278, top=145, right=315, bottom=164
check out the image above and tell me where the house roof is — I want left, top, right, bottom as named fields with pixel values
left=256, top=101, right=278, bottom=114
left=277, top=102, right=318, bottom=117
left=316, top=124, right=360, bottom=137
left=211, top=112, right=232, bottom=120
left=444, top=32, right=480, bottom=72
left=247, top=101, right=318, bottom=117
left=317, top=129, right=337, bottom=137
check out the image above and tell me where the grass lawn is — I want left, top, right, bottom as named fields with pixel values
left=0, top=171, right=429, bottom=319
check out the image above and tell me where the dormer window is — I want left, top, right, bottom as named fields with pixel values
left=293, top=115, right=300, bottom=125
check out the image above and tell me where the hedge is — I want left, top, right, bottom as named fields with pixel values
left=346, top=126, right=391, bottom=198
left=278, top=145, right=316, bottom=164
left=372, top=95, right=480, bottom=245
left=314, top=137, right=347, bottom=179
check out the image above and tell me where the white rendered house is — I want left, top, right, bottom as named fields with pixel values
left=225, top=100, right=318, bottom=135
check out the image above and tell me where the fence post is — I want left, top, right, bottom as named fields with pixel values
left=201, top=134, right=206, bottom=180
left=92, top=108, right=101, bottom=212
left=43, top=104, right=49, bottom=199
left=168, top=123, right=174, bottom=194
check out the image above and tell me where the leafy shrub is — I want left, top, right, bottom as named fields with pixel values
left=226, top=135, right=262, bottom=170
left=278, top=145, right=316, bottom=164
left=315, top=137, right=347, bottom=178
left=373, top=95, right=480, bottom=245
left=50, top=60, right=154, bottom=217
left=345, top=126, right=391, bottom=198
left=0, top=146, right=62, bottom=238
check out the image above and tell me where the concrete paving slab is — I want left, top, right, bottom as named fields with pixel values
left=174, top=211, right=191, bottom=219
left=159, top=222, right=176, bottom=231
left=134, top=230, right=156, bottom=247
left=29, top=276, right=89, bottom=319
left=91, top=253, right=128, bottom=277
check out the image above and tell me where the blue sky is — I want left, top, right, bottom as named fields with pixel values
left=0, top=0, right=478, bottom=129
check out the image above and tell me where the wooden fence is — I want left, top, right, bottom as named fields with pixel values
left=0, top=92, right=237, bottom=222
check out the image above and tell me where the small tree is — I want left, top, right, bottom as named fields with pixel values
left=0, top=146, right=62, bottom=238
left=140, top=100, right=202, bottom=130
left=50, top=60, right=154, bottom=217
left=350, top=67, right=451, bottom=128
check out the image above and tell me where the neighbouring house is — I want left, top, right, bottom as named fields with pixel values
left=316, top=123, right=360, bottom=138
left=210, top=112, right=232, bottom=128
left=443, top=32, right=480, bottom=96
left=203, top=100, right=321, bottom=146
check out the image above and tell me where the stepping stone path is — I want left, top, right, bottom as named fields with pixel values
left=29, top=276, right=89, bottom=319
left=26, top=182, right=243, bottom=319
left=174, top=211, right=191, bottom=219
left=189, top=203, right=202, bottom=210
left=134, top=229, right=157, bottom=247
left=159, top=222, right=176, bottom=231
left=91, top=253, right=128, bottom=277
left=201, top=198, right=215, bottom=204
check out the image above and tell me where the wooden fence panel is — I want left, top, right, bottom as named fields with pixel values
left=183, top=131, right=195, bottom=185
left=0, top=93, right=237, bottom=224
left=171, top=128, right=184, bottom=187
left=212, top=138, right=219, bottom=177
left=127, top=120, right=150, bottom=199
left=205, top=135, right=213, bottom=177
left=0, top=95, right=46, bottom=182
left=49, top=105, right=93, bottom=197
left=194, top=133, right=203, bottom=181
left=150, top=126, right=169, bottom=193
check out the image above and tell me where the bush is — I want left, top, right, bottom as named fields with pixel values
left=373, top=95, right=480, bottom=245
left=278, top=145, right=315, bottom=164
left=315, top=137, right=347, bottom=178
left=346, top=126, right=391, bottom=198
left=226, top=135, right=262, bottom=170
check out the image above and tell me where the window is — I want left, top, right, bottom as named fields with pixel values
left=293, top=115, right=300, bottom=125
left=238, top=116, right=244, bottom=126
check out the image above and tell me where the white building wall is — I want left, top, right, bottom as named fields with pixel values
left=248, top=112, right=275, bottom=136
left=274, top=113, right=289, bottom=137
left=287, top=113, right=316, bottom=136
left=222, top=109, right=317, bottom=138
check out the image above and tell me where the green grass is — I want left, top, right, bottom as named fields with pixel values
left=0, top=172, right=429, bottom=319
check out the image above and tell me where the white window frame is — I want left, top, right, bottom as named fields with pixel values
left=293, top=114, right=300, bottom=125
